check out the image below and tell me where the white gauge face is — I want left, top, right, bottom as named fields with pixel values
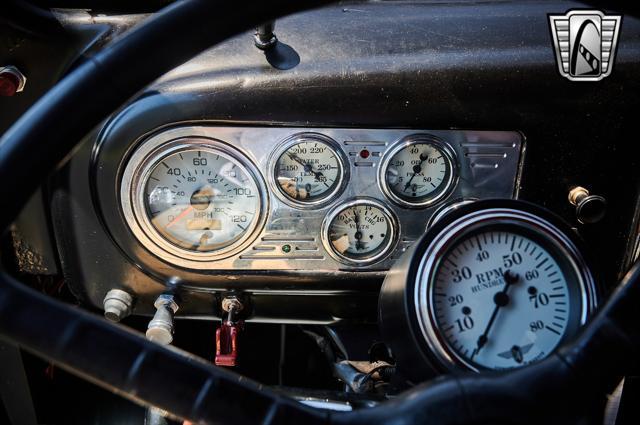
left=274, top=138, right=343, bottom=203
left=429, top=228, right=582, bottom=370
left=326, top=202, right=395, bottom=264
left=143, top=148, right=260, bottom=252
left=384, top=141, right=454, bottom=206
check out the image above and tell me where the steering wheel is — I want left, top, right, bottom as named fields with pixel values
left=0, top=1, right=639, bottom=424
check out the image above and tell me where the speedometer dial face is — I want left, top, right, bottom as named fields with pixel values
left=273, top=135, right=346, bottom=206
left=323, top=200, right=397, bottom=265
left=144, top=148, right=260, bottom=252
left=420, top=218, right=595, bottom=371
left=121, top=138, right=267, bottom=265
left=381, top=137, right=456, bottom=208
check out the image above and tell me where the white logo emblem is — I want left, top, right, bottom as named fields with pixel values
left=548, top=10, right=622, bottom=81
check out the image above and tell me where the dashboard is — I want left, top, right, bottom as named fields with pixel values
left=2, top=2, right=640, bottom=423
left=6, top=0, right=638, bottom=325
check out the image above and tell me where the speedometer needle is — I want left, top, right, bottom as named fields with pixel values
left=166, top=205, right=194, bottom=228
left=470, top=269, right=519, bottom=360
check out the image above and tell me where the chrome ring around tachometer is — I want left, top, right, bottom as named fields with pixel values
left=267, top=132, right=349, bottom=209
left=414, top=207, right=597, bottom=372
left=120, top=131, right=268, bottom=268
left=378, top=134, right=458, bottom=209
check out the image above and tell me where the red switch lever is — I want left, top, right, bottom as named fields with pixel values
left=215, top=320, right=242, bottom=366
left=215, top=297, right=244, bottom=367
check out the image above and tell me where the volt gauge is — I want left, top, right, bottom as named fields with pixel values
left=380, top=135, right=457, bottom=208
left=322, top=199, right=398, bottom=266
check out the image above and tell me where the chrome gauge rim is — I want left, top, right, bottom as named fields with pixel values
left=414, top=208, right=597, bottom=371
left=268, top=133, right=349, bottom=209
left=379, top=135, right=458, bottom=209
left=120, top=134, right=268, bottom=268
left=321, top=198, right=399, bottom=266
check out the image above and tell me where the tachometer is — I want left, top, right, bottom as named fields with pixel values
left=271, top=134, right=347, bottom=206
left=322, top=199, right=397, bottom=265
left=121, top=137, right=267, bottom=265
left=380, top=135, right=456, bottom=208
left=379, top=200, right=597, bottom=374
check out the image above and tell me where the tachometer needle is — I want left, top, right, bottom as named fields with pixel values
left=470, top=269, right=520, bottom=360
left=165, top=205, right=194, bottom=228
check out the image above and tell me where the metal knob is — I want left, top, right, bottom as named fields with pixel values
left=146, top=294, right=179, bottom=345
left=102, top=289, right=134, bottom=322
left=568, top=186, right=606, bottom=224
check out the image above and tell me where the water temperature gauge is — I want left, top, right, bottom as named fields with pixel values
left=322, top=199, right=398, bottom=265
left=271, top=133, right=348, bottom=207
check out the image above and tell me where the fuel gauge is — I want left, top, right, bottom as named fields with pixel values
left=322, top=199, right=398, bottom=265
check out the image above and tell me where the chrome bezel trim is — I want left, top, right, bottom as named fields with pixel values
left=321, top=198, right=399, bottom=266
left=378, top=134, right=458, bottom=209
left=120, top=133, right=268, bottom=268
left=414, top=208, right=597, bottom=372
left=268, top=132, right=349, bottom=209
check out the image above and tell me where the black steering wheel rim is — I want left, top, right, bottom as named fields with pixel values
left=0, top=1, right=639, bottom=424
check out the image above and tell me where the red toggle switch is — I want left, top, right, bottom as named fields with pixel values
left=215, top=319, right=243, bottom=366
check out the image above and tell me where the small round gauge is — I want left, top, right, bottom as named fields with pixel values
left=380, top=136, right=456, bottom=208
left=412, top=204, right=597, bottom=371
left=272, top=134, right=347, bottom=206
left=121, top=137, right=267, bottom=265
left=322, top=199, right=397, bottom=265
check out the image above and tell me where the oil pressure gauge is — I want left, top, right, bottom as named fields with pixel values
left=380, top=200, right=597, bottom=375
left=322, top=199, right=398, bottom=265
left=271, top=133, right=348, bottom=207
left=380, top=135, right=457, bottom=208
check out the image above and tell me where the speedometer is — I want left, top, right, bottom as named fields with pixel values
left=271, top=133, right=347, bottom=207
left=121, top=137, right=267, bottom=265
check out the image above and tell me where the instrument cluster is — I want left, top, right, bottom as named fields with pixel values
left=117, top=126, right=523, bottom=273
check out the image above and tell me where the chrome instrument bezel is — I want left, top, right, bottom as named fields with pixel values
left=379, top=134, right=458, bottom=209
left=413, top=208, right=597, bottom=371
left=268, top=132, right=349, bottom=209
left=321, top=198, right=399, bottom=266
left=120, top=135, right=268, bottom=268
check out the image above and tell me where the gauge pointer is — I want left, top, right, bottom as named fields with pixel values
left=165, top=205, right=194, bottom=228
left=470, top=270, right=520, bottom=360
left=286, top=152, right=326, bottom=183
left=403, top=152, right=429, bottom=192
left=353, top=210, right=365, bottom=251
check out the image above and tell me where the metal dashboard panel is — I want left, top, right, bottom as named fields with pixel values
left=115, top=126, right=523, bottom=273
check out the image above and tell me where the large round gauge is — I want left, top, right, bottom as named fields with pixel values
left=120, top=137, right=267, bottom=266
left=379, top=200, right=597, bottom=376
left=271, top=133, right=347, bottom=207
left=416, top=203, right=596, bottom=371
left=322, top=199, right=397, bottom=265
left=380, top=135, right=457, bottom=208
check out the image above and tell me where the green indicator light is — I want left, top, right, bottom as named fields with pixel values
left=282, top=244, right=292, bottom=253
